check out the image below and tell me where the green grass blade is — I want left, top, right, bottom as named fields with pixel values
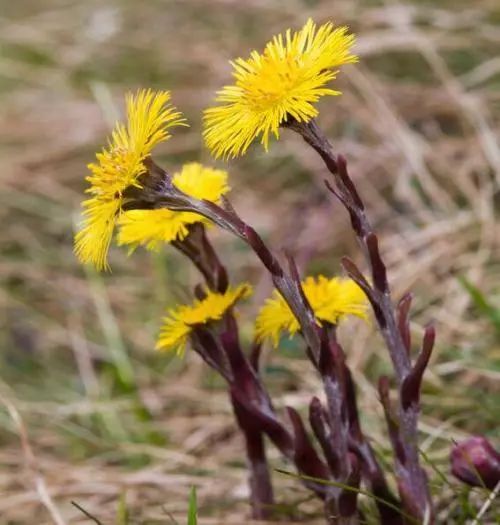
left=275, top=468, right=419, bottom=524
left=458, top=276, right=500, bottom=334
left=187, top=486, right=198, bottom=525
left=116, top=491, right=129, bottom=525
left=84, top=266, right=136, bottom=388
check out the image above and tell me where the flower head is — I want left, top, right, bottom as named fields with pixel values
left=74, top=89, right=186, bottom=270
left=451, top=436, right=500, bottom=490
left=117, top=162, right=230, bottom=251
left=157, top=283, right=252, bottom=355
left=203, top=18, right=357, bottom=159
left=256, top=275, right=367, bottom=347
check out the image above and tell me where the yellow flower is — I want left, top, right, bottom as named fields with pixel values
left=116, top=162, right=230, bottom=251
left=157, top=283, right=252, bottom=355
left=203, top=18, right=357, bottom=159
left=256, top=276, right=368, bottom=347
left=74, top=89, right=186, bottom=270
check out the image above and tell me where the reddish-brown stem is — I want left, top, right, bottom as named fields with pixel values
left=170, top=225, right=274, bottom=520
left=243, top=428, right=274, bottom=519
left=289, top=119, right=434, bottom=523
left=172, top=223, right=228, bottom=293
left=172, top=223, right=341, bottom=516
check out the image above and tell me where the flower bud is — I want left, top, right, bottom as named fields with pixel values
left=451, top=436, right=500, bottom=489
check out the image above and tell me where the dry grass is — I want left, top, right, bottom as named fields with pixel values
left=1, top=0, right=499, bottom=523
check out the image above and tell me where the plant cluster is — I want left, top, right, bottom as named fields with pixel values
left=73, top=19, right=499, bottom=524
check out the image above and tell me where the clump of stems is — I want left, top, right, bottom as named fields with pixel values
left=123, top=119, right=436, bottom=523
left=74, top=19, right=446, bottom=524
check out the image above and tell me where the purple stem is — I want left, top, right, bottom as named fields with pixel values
left=171, top=223, right=339, bottom=516
left=288, top=119, right=434, bottom=522
left=244, top=429, right=274, bottom=519
left=170, top=225, right=274, bottom=519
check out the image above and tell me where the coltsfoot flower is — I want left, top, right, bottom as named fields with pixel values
left=157, top=283, right=252, bottom=355
left=74, top=89, right=186, bottom=270
left=203, top=18, right=357, bottom=159
left=256, top=275, right=367, bottom=347
left=117, top=162, right=230, bottom=251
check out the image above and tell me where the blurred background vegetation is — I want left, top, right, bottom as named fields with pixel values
left=0, top=0, right=499, bottom=523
